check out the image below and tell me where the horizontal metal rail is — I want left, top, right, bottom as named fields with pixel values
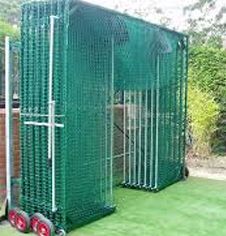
left=21, top=113, right=64, bottom=118
left=24, top=121, right=64, bottom=128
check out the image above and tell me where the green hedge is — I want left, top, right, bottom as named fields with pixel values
left=188, top=85, right=220, bottom=156
left=0, top=19, right=19, bottom=47
left=189, top=46, right=226, bottom=154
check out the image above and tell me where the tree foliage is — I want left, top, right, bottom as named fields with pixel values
left=188, top=85, right=220, bottom=156
left=189, top=46, right=226, bottom=106
left=184, top=0, right=226, bottom=47
left=0, top=0, right=22, bottom=25
left=0, top=19, right=19, bottom=100
left=112, top=0, right=172, bottom=27
left=189, top=46, right=226, bottom=154
left=0, top=19, right=19, bottom=52
left=0, top=20, right=19, bottom=41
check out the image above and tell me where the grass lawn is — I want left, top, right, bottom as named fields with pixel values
left=1, top=177, right=226, bottom=236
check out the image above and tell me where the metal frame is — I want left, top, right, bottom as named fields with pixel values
left=128, top=91, right=132, bottom=185
left=123, top=92, right=126, bottom=184
left=5, top=36, right=13, bottom=209
left=149, top=86, right=154, bottom=188
left=154, top=55, right=160, bottom=190
left=138, top=91, right=142, bottom=186
left=110, top=36, right=114, bottom=205
left=48, top=15, right=59, bottom=213
left=133, top=92, right=137, bottom=185
left=144, top=90, right=148, bottom=187
left=121, top=54, right=164, bottom=190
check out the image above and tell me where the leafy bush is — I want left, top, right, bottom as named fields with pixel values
left=0, top=19, right=19, bottom=47
left=189, top=46, right=226, bottom=105
left=189, top=46, right=226, bottom=154
left=0, top=20, right=19, bottom=100
left=188, top=85, right=220, bottom=156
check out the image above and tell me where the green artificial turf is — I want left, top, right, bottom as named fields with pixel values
left=1, top=177, right=226, bottom=236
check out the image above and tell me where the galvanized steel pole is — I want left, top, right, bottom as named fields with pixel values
left=5, top=36, right=12, bottom=209
left=49, top=15, right=58, bottom=212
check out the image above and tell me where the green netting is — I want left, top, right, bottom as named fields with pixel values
left=20, top=0, right=69, bottom=230
left=20, top=0, right=188, bottom=232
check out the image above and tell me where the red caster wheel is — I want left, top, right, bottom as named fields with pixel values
left=15, top=210, right=30, bottom=233
left=37, top=217, right=55, bottom=236
left=30, top=213, right=45, bottom=233
left=8, top=208, right=20, bottom=227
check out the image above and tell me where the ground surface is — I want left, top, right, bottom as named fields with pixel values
left=187, top=156, right=226, bottom=180
left=1, top=177, right=226, bottom=236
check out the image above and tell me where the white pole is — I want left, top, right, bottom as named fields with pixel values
left=138, top=91, right=142, bottom=186
left=133, top=92, right=137, bottom=185
left=105, top=87, right=108, bottom=203
left=48, top=16, right=56, bottom=162
left=110, top=36, right=114, bottom=205
left=48, top=15, right=58, bottom=212
left=155, top=55, right=160, bottom=190
left=51, top=101, right=57, bottom=212
left=123, top=92, right=126, bottom=184
left=128, top=91, right=132, bottom=185
left=149, top=87, right=154, bottom=188
left=5, top=36, right=12, bottom=208
left=24, top=121, right=64, bottom=128
left=144, top=90, right=148, bottom=187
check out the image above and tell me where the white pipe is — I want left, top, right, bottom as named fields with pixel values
left=133, top=92, right=137, bottom=185
left=128, top=91, right=132, bottom=185
left=123, top=92, right=126, bottom=184
left=110, top=36, right=114, bottom=205
left=144, top=90, right=148, bottom=187
left=48, top=15, right=59, bottom=212
left=105, top=86, right=108, bottom=204
left=51, top=101, right=57, bottom=212
left=5, top=36, right=12, bottom=208
left=114, top=152, right=131, bottom=159
left=48, top=16, right=56, bottom=162
left=155, top=55, right=160, bottom=190
left=24, top=121, right=64, bottom=128
left=149, top=87, right=154, bottom=188
left=21, top=113, right=64, bottom=118
left=138, top=91, right=142, bottom=186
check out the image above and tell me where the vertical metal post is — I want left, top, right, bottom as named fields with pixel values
left=182, top=37, right=189, bottom=178
left=133, top=92, right=137, bottom=185
left=110, top=36, right=114, bottom=205
left=128, top=91, right=132, bottom=185
left=48, top=16, right=55, bottom=162
left=123, top=91, right=126, bottom=184
left=149, top=87, right=154, bottom=188
left=138, top=91, right=142, bottom=186
left=5, top=36, right=12, bottom=209
left=48, top=15, right=58, bottom=212
left=155, top=55, right=160, bottom=190
left=144, top=90, right=148, bottom=187
left=51, top=101, right=56, bottom=212
left=105, top=81, right=108, bottom=203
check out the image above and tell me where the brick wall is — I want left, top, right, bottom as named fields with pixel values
left=0, top=109, right=20, bottom=201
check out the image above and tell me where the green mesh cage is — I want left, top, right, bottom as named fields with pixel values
left=20, top=0, right=188, bottom=232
